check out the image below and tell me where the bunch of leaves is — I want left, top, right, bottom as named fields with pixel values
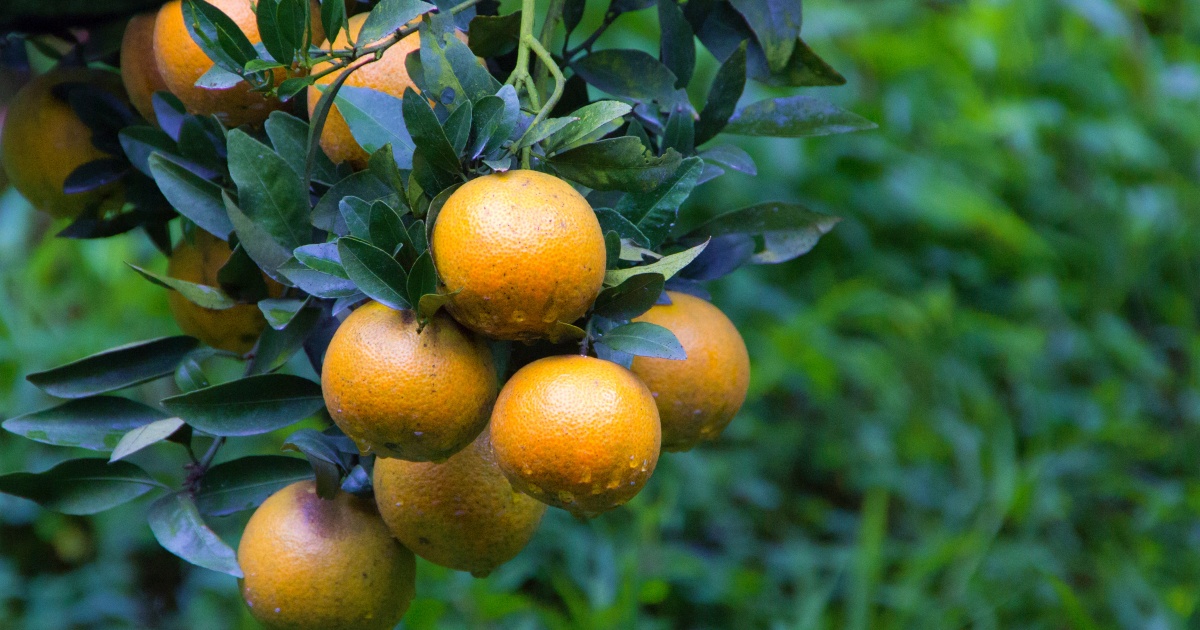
left=0, top=0, right=872, bottom=579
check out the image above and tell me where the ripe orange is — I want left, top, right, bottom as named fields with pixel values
left=431, top=170, right=607, bottom=341
left=153, top=0, right=323, bottom=127
left=306, top=13, right=421, bottom=169
left=321, top=302, right=497, bottom=461
left=489, top=355, right=661, bottom=517
left=631, top=291, right=751, bottom=451
left=166, top=229, right=282, bottom=354
left=373, top=429, right=546, bottom=576
left=237, top=481, right=416, bottom=630
left=0, top=67, right=127, bottom=219
left=120, top=12, right=169, bottom=125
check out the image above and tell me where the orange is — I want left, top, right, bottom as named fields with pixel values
left=373, top=429, right=546, bottom=576
left=431, top=170, right=607, bottom=341
left=306, top=13, right=421, bottom=169
left=0, top=67, right=127, bottom=219
left=489, top=355, right=661, bottom=517
left=631, top=291, right=751, bottom=451
left=120, top=12, right=169, bottom=125
left=166, top=229, right=282, bottom=354
left=321, top=301, right=496, bottom=461
left=153, top=0, right=323, bottom=127
left=237, top=480, right=416, bottom=630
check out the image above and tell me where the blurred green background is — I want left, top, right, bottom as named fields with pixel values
left=4, top=0, right=1200, bottom=627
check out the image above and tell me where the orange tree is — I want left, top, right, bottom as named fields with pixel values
left=0, top=0, right=871, bottom=624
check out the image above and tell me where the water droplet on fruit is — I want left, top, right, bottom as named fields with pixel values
left=413, top=431, right=424, bottom=437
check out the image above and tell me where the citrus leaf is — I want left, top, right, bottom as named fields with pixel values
left=543, top=100, right=632, bottom=155
left=686, top=201, right=841, bottom=263
left=196, top=455, right=314, bottom=516
left=282, top=429, right=349, bottom=499
left=148, top=492, right=243, bottom=577
left=595, top=208, right=649, bottom=246
left=547, top=137, right=683, bottom=192
left=312, top=170, right=399, bottom=234
left=277, top=258, right=360, bottom=298
left=604, top=239, right=709, bottom=286
left=109, top=418, right=187, bottom=462
left=3, top=396, right=167, bottom=451
left=699, top=144, right=757, bottom=175
left=358, top=0, right=437, bottom=45
left=724, top=95, right=877, bottom=138
left=223, top=192, right=293, bottom=283
left=0, top=459, right=160, bottom=515
left=338, top=237, right=412, bottom=311
left=573, top=49, right=682, bottom=106
left=614, top=156, right=703, bottom=248
left=264, top=111, right=340, bottom=186
left=696, top=40, right=746, bottom=145
left=728, top=0, right=801, bottom=72
left=160, top=374, right=324, bottom=436
left=120, top=126, right=175, bottom=177
left=403, top=87, right=461, bottom=179
left=247, top=306, right=322, bottom=375
left=592, top=273, right=665, bottom=320
left=148, top=153, right=234, bottom=240
left=596, top=321, right=686, bottom=360
left=750, top=36, right=846, bottom=88
left=658, top=0, right=695, bottom=88
left=258, top=297, right=311, bottom=330
left=466, top=12, right=521, bottom=58
left=226, top=130, right=311, bottom=251
left=331, top=86, right=415, bottom=168
left=26, top=336, right=199, bottom=399
left=127, top=263, right=237, bottom=310
left=406, top=251, right=437, bottom=308
left=469, top=88, right=519, bottom=159
left=183, top=0, right=258, bottom=73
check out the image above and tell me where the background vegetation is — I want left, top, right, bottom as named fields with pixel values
left=2, top=0, right=1200, bottom=627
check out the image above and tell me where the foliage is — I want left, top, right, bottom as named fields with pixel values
left=2, top=0, right=1197, bottom=627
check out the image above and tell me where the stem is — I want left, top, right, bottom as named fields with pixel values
left=564, top=11, right=618, bottom=60
left=198, top=436, right=226, bottom=470
left=534, top=0, right=567, bottom=98
left=579, top=318, right=593, bottom=356
left=527, top=37, right=565, bottom=128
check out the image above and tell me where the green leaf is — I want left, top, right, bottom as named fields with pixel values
left=469, top=89, right=519, bottom=159
left=183, top=0, right=259, bottom=74
left=312, top=171, right=398, bottom=234
left=543, top=100, right=631, bottom=155
left=217, top=243, right=270, bottom=302
left=596, top=321, right=686, bottom=360
left=420, top=18, right=496, bottom=108
left=658, top=0, right=696, bottom=88
left=696, top=40, right=747, bottom=145
left=604, top=239, right=708, bottom=285
left=466, top=12, right=521, bottom=58
left=370, top=201, right=408, bottom=258
left=724, top=95, right=877, bottom=138
left=148, top=154, right=233, bottom=240
left=26, top=336, right=199, bottom=399
left=110, top=418, right=186, bottom=462
left=751, top=37, right=847, bottom=87
left=515, top=115, right=579, bottom=151
left=403, top=88, right=462, bottom=180
left=444, top=99, right=473, bottom=154
left=256, top=0, right=292, bottom=65
left=278, top=258, right=360, bottom=298
left=595, top=208, right=649, bottom=246
left=686, top=201, right=841, bottom=263
left=247, top=306, right=322, bottom=375
left=196, top=455, right=314, bottom=516
left=321, top=0, right=348, bottom=43
left=339, top=196, right=374, bottom=241
left=573, top=49, right=683, bottom=106
left=331, top=86, right=416, bottom=168
left=358, top=0, right=437, bottom=45
left=264, top=111, right=340, bottom=186
left=258, top=297, right=310, bottom=330
left=223, top=192, right=293, bottom=283
left=592, top=273, right=665, bottom=320
left=127, top=263, right=237, bottom=310
left=3, top=396, right=167, bottom=451
left=416, top=292, right=453, bottom=322
left=699, top=144, right=757, bottom=175
left=148, top=492, right=243, bottom=577
left=160, top=374, right=325, bottom=436
left=0, top=459, right=160, bottom=515
left=294, top=242, right=350, bottom=279
left=338, top=237, right=412, bottom=311
left=547, top=137, right=683, bottom=192
left=663, top=106, right=696, bottom=154
left=546, top=321, right=588, bottom=344
left=728, top=0, right=801, bottom=72
left=615, top=156, right=703, bottom=248
left=226, top=129, right=311, bottom=251
left=406, top=251, right=437, bottom=308
left=120, top=126, right=176, bottom=178
left=175, top=358, right=210, bottom=392
left=282, top=429, right=348, bottom=499
left=604, top=230, right=621, bottom=269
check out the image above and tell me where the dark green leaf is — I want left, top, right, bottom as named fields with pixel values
left=148, top=492, right=242, bottom=576
left=406, top=251, right=437, bottom=308
left=359, top=0, right=437, bottom=44
left=312, top=171, right=399, bottom=234
left=595, top=207, right=649, bottom=246
left=467, top=12, right=521, bottom=57
left=321, top=0, right=348, bottom=44
left=217, top=243, right=269, bottom=302
left=161, top=374, right=325, bottom=436
left=338, top=237, right=412, bottom=310
left=258, top=297, right=310, bottom=330
left=294, top=242, right=349, bottom=279
left=658, top=0, right=696, bottom=88
left=421, top=18, right=497, bottom=107
left=469, top=90, right=518, bottom=159
left=751, top=37, right=846, bottom=87
left=332, top=86, right=416, bottom=168
left=183, top=0, right=259, bottom=73
left=120, top=126, right=176, bottom=178
left=416, top=292, right=453, bottom=322
left=444, top=99, right=473, bottom=154
left=403, top=88, right=462, bottom=178
left=282, top=429, right=349, bottom=499
left=615, top=156, right=702, bottom=248
left=26, top=336, right=199, bottom=399
left=247, top=306, right=321, bottom=374
left=696, top=40, right=747, bottom=145
left=547, top=137, right=683, bottom=192
left=728, top=0, right=801, bottom=72
left=3, top=396, right=167, bottom=451
left=686, top=201, right=841, bottom=263
left=277, top=258, right=360, bottom=298
left=63, top=159, right=127, bottom=195
left=573, top=49, right=682, bottom=106
left=370, top=202, right=408, bottom=258
left=227, top=129, right=311, bottom=250
left=699, top=144, right=757, bottom=175
left=264, top=111, right=340, bottom=185
left=174, top=358, right=210, bottom=392
left=663, top=107, right=696, bottom=155
left=596, top=321, right=686, bottom=360
left=197, top=455, right=313, bottom=516
left=605, top=239, right=708, bottom=285
left=724, top=95, right=877, bottom=138
left=339, top=196, right=374, bottom=241
left=223, top=192, right=292, bottom=283
left=593, top=273, right=665, bottom=320
left=515, top=115, right=578, bottom=151
left=0, top=459, right=159, bottom=515
left=149, top=154, right=234, bottom=239
left=128, top=263, right=237, bottom=310
left=604, top=230, right=621, bottom=269
left=110, top=418, right=186, bottom=462
left=194, top=65, right=244, bottom=90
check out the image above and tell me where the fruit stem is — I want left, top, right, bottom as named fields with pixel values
left=505, top=0, right=567, bottom=170
left=579, top=318, right=593, bottom=356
